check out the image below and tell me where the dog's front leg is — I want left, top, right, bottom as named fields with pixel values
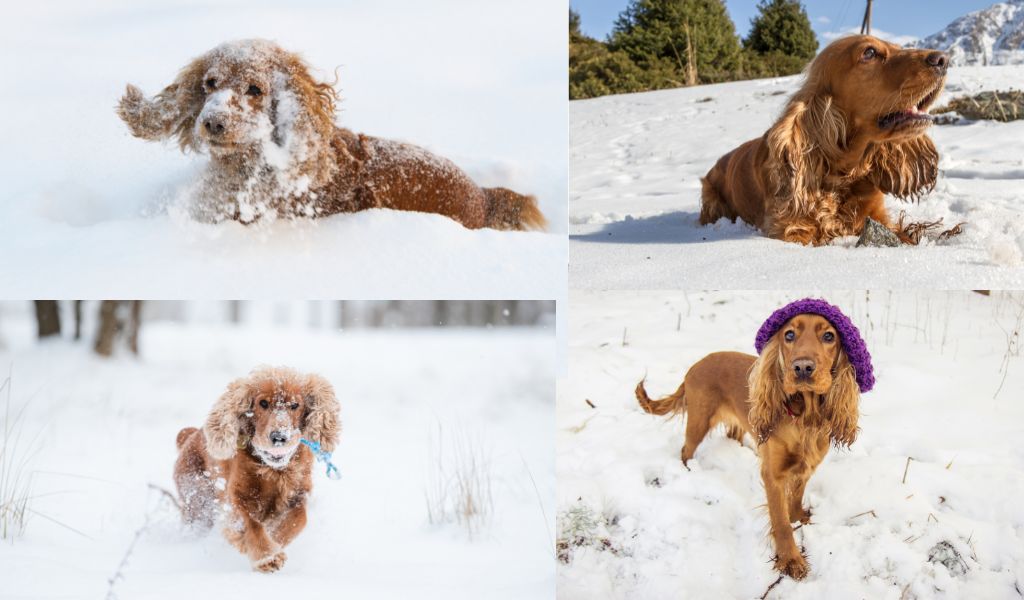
left=761, top=461, right=809, bottom=579
left=227, top=503, right=287, bottom=573
left=271, top=503, right=308, bottom=549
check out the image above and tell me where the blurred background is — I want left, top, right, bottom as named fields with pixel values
left=0, top=299, right=556, bottom=599
left=2, top=300, right=556, bottom=356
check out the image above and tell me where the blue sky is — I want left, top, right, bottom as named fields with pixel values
left=571, top=0, right=997, bottom=45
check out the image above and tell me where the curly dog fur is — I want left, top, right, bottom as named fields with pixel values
left=118, top=39, right=545, bottom=230
left=173, top=366, right=340, bottom=573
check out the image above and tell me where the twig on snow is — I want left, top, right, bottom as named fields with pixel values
left=902, top=457, right=914, bottom=484
left=759, top=574, right=784, bottom=600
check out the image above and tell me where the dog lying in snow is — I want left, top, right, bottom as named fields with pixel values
left=173, top=366, right=339, bottom=572
left=117, top=39, right=546, bottom=230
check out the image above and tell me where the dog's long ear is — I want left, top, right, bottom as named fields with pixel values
left=272, top=50, right=337, bottom=146
left=764, top=91, right=846, bottom=232
left=203, top=376, right=253, bottom=460
left=823, top=349, right=860, bottom=448
left=748, top=335, right=787, bottom=444
left=116, top=54, right=208, bottom=152
left=302, top=373, right=340, bottom=453
left=868, top=135, right=939, bottom=201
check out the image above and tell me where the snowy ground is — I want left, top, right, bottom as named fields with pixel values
left=558, top=291, right=1024, bottom=599
left=570, top=65, right=1024, bottom=289
left=0, top=308, right=555, bottom=599
left=0, top=0, right=566, bottom=299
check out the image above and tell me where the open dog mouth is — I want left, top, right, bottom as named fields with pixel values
left=253, top=445, right=297, bottom=469
left=878, top=82, right=943, bottom=130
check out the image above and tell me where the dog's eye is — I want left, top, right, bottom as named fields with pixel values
left=205, top=78, right=217, bottom=90
left=862, top=47, right=877, bottom=61
left=823, top=332, right=835, bottom=342
left=290, top=403, right=299, bottom=410
left=259, top=399, right=269, bottom=409
left=246, top=84, right=263, bottom=97
left=784, top=330, right=795, bottom=342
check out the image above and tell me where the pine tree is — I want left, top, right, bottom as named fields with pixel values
left=745, top=0, right=817, bottom=60
left=570, top=8, right=651, bottom=99
left=609, top=0, right=742, bottom=86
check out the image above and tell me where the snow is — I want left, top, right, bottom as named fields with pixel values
left=0, top=307, right=555, bottom=599
left=912, top=0, right=1024, bottom=66
left=558, top=290, right=1024, bottom=600
left=569, top=65, right=1024, bottom=289
left=0, top=0, right=566, bottom=299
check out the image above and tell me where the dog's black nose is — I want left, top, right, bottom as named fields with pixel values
left=925, top=51, right=948, bottom=72
left=270, top=431, right=288, bottom=446
left=203, top=118, right=226, bottom=136
left=792, top=359, right=815, bottom=379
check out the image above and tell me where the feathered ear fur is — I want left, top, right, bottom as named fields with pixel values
left=302, top=373, right=341, bottom=453
left=747, top=335, right=787, bottom=444
left=203, top=376, right=253, bottom=460
left=265, top=51, right=339, bottom=184
left=822, top=349, right=860, bottom=447
left=116, top=55, right=209, bottom=152
left=770, top=91, right=847, bottom=238
left=867, top=135, right=939, bottom=201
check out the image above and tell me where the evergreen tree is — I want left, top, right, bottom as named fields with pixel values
left=570, top=7, right=651, bottom=99
left=745, top=0, right=817, bottom=60
left=609, top=0, right=742, bottom=86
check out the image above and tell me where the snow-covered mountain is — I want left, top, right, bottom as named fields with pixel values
left=912, top=0, right=1024, bottom=65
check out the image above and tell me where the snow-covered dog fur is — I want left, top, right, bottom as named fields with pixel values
left=117, top=39, right=546, bottom=230
left=173, top=366, right=340, bottom=573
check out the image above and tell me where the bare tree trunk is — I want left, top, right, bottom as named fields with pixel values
left=127, top=301, right=142, bottom=355
left=860, top=0, right=873, bottom=35
left=34, top=301, right=61, bottom=338
left=94, top=301, right=119, bottom=356
left=684, top=22, right=698, bottom=86
left=73, top=300, right=83, bottom=340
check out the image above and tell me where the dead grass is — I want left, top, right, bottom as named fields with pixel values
left=424, top=421, right=494, bottom=539
left=1, top=372, right=35, bottom=541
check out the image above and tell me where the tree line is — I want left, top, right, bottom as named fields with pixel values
left=570, top=0, right=819, bottom=99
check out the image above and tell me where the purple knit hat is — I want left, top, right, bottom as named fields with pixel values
left=754, top=298, right=875, bottom=393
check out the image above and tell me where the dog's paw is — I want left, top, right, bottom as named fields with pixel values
left=775, top=553, right=809, bottom=580
left=253, top=551, right=287, bottom=573
left=791, top=507, right=812, bottom=524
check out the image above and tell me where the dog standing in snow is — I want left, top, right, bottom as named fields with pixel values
left=117, top=39, right=546, bottom=230
left=173, top=366, right=339, bottom=572
left=636, top=299, right=872, bottom=579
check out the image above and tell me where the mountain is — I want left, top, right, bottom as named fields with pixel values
left=911, top=0, right=1024, bottom=66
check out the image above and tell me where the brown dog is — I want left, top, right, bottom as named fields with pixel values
left=174, top=366, right=340, bottom=572
left=117, top=39, right=546, bottom=231
left=636, top=314, right=860, bottom=579
left=700, top=35, right=947, bottom=245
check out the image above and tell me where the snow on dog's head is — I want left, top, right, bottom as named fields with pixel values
left=203, top=365, right=341, bottom=468
left=117, top=39, right=338, bottom=221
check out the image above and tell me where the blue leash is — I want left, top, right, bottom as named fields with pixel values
left=300, top=438, right=341, bottom=480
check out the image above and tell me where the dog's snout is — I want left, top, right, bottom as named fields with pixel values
left=792, top=359, right=816, bottom=379
left=269, top=431, right=288, bottom=446
left=925, top=51, right=948, bottom=73
left=203, top=117, right=226, bottom=136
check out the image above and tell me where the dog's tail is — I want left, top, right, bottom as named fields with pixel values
left=483, top=187, right=547, bottom=231
left=176, top=427, right=198, bottom=450
left=635, top=378, right=687, bottom=417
